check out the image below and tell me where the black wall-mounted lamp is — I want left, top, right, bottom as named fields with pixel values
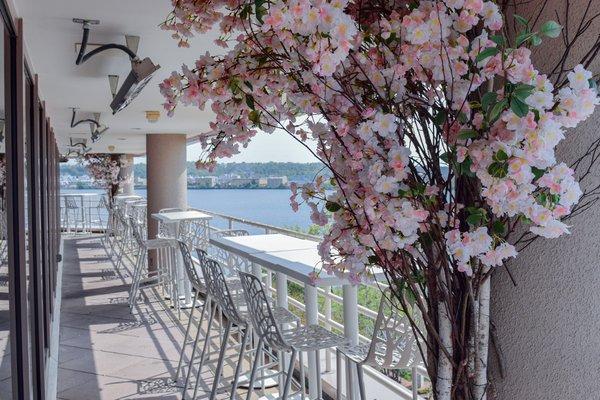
left=68, top=137, right=91, bottom=155
left=73, top=18, right=160, bottom=114
left=70, top=108, right=108, bottom=143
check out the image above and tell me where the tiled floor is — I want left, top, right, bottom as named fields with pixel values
left=57, top=235, right=266, bottom=400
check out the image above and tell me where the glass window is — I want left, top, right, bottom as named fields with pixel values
left=0, top=19, right=11, bottom=397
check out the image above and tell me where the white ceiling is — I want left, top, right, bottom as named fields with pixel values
left=12, top=0, right=220, bottom=155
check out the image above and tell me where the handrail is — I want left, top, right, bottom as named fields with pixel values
left=64, top=195, right=430, bottom=398
left=191, top=207, right=322, bottom=241
left=192, top=205, right=430, bottom=398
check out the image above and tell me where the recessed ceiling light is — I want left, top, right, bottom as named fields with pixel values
left=131, top=127, right=142, bottom=130
left=117, top=138, right=127, bottom=141
left=145, top=110, right=160, bottom=123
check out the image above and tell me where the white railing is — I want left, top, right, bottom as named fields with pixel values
left=94, top=199, right=430, bottom=399
left=194, top=207, right=322, bottom=241
left=192, top=207, right=431, bottom=399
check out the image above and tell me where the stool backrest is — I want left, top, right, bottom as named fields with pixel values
left=98, top=195, right=109, bottom=210
left=129, top=217, right=144, bottom=248
left=364, top=289, right=423, bottom=369
left=238, top=271, right=290, bottom=351
left=205, top=257, right=245, bottom=326
left=176, top=241, right=205, bottom=293
left=65, top=197, right=78, bottom=209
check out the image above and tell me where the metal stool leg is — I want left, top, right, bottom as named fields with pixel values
left=209, top=320, right=232, bottom=400
left=336, top=349, right=343, bottom=400
left=357, top=364, right=366, bottom=400
left=345, top=356, right=353, bottom=400
left=282, top=350, right=297, bottom=400
left=300, top=350, right=306, bottom=396
left=190, top=303, right=217, bottom=399
left=175, top=291, right=199, bottom=380
left=230, top=327, right=250, bottom=400
left=316, top=349, right=323, bottom=399
left=245, top=338, right=264, bottom=400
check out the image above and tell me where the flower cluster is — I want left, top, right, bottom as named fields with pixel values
left=83, top=154, right=123, bottom=197
left=446, top=227, right=517, bottom=275
left=162, top=0, right=598, bottom=281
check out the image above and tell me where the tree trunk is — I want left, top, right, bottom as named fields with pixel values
left=437, top=269, right=453, bottom=400
left=473, top=272, right=491, bottom=400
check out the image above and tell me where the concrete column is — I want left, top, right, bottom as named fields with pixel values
left=490, top=2, right=600, bottom=399
left=146, top=134, right=187, bottom=268
left=118, top=154, right=135, bottom=195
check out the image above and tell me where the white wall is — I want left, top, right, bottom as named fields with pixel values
left=490, top=1, right=600, bottom=398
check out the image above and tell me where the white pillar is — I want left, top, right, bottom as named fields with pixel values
left=305, top=284, right=319, bottom=399
left=490, top=2, right=600, bottom=398
left=118, top=154, right=135, bottom=195
left=146, top=134, right=187, bottom=268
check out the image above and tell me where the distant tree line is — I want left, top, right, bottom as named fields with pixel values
left=62, top=161, right=328, bottom=182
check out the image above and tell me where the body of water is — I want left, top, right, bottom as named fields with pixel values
left=61, top=188, right=312, bottom=230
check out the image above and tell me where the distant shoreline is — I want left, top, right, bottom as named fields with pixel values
left=60, top=186, right=293, bottom=191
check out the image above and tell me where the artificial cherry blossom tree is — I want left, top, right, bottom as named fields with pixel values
left=161, top=0, right=600, bottom=398
left=82, top=154, right=124, bottom=200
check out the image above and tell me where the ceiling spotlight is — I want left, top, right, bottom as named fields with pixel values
left=110, top=58, right=160, bottom=114
left=69, top=137, right=91, bottom=154
left=145, top=110, right=160, bottom=123
left=107, top=145, right=115, bottom=152
left=70, top=108, right=108, bottom=143
left=73, top=19, right=160, bottom=114
left=108, top=75, right=119, bottom=98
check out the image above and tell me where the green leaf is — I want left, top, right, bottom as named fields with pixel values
left=488, top=162, right=508, bottom=178
left=493, top=149, right=509, bottom=162
left=532, top=167, right=546, bottom=180
left=254, top=0, right=267, bottom=23
left=488, top=98, right=508, bottom=122
left=245, top=94, right=255, bottom=110
left=531, top=34, right=542, bottom=46
left=325, top=201, right=342, bottom=212
left=248, top=110, right=261, bottom=126
left=367, top=255, right=380, bottom=265
left=512, top=84, right=535, bottom=101
left=516, top=32, right=536, bottom=47
left=510, top=97, right=529, bottom=117
left=490, top=35, right=506, bottom=47
left=433, top=110, right=447, bottom=127
left=481, top=92, right=498, bottom=111
left=492, top=220, right=506, bottom=235
left=514, top=14, right=529, bottom=26
left=457, top=158, right=475, bottom=177
left=240, top=4, right=251, bottom=19
left=440, top=151, right=451, bottom=164
left=458, top=129, right=478, bottom=140
left=466, top=213, right=484, bottom=227
left=476, top=47, right=500, bottom=63
left=540, top=20, right=562, bottom=38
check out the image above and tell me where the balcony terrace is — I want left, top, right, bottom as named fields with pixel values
left=52, top=197, right=430, bottom=399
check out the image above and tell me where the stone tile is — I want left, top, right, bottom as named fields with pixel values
left=59, top=350, right=149, bottom=379
left=57, top=367, right=98, bottom=393
left=0, top=376, right=12, bottom=398
left=56, top=235, right=272, bottom=400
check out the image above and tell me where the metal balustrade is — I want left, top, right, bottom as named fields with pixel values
left=191, top=207, right=431, bottom=399
left=87, top=198, right=430, bottom=399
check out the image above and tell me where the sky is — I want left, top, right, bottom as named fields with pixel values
left=135, top=130, right=320, bottom=165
